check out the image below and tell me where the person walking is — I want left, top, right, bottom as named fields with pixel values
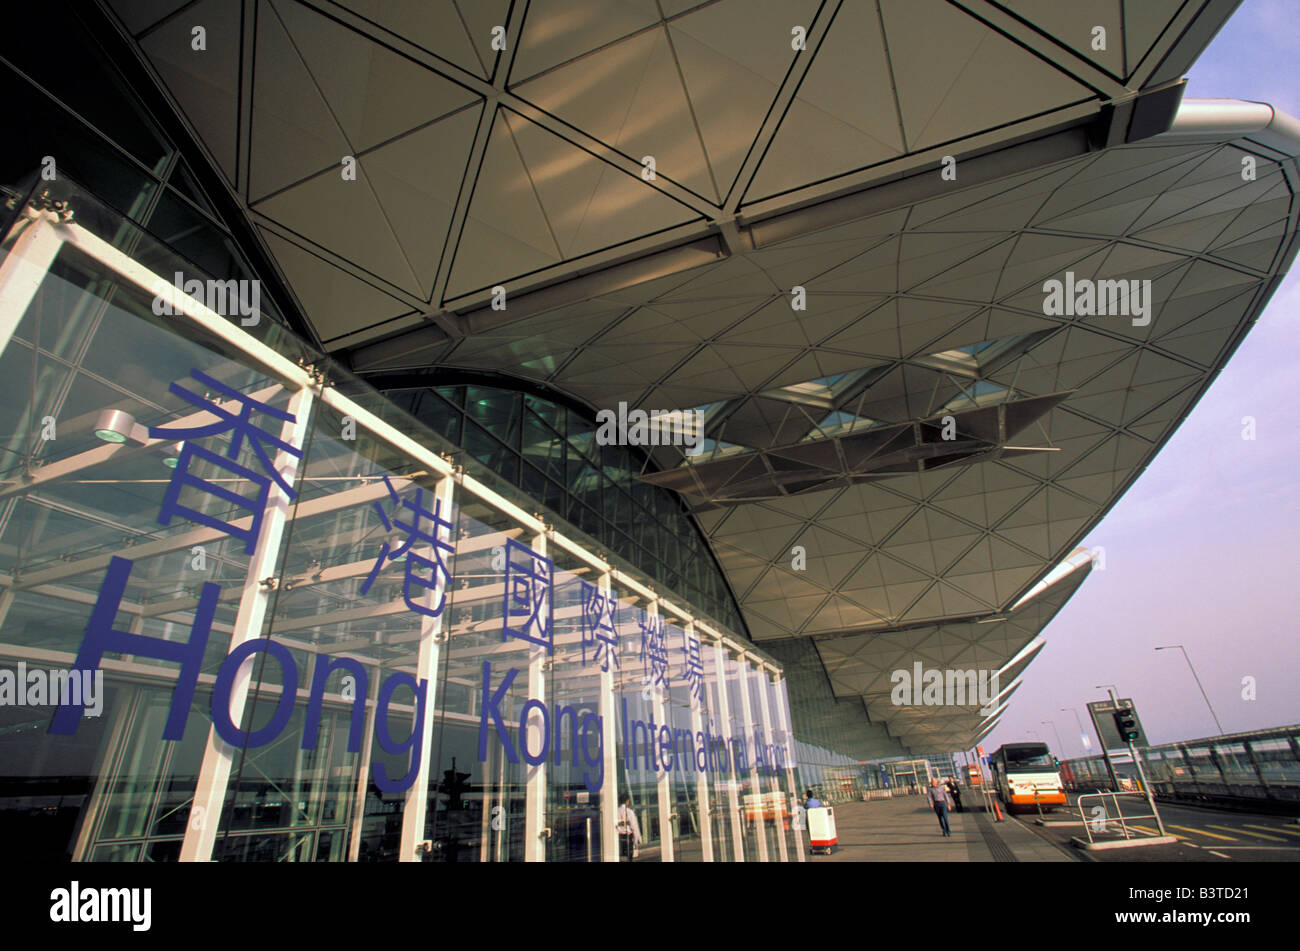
left=945, top=778, right=963, bottom=813
left=616, top=791, right=641, bottom=861
left=926, top=777, right=954, bottom=837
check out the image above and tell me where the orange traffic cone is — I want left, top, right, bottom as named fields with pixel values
left=993, top=799, right=1004, bottom=822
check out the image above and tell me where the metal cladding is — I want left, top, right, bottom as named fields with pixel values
left=107, top=0, right=1300, bottom=756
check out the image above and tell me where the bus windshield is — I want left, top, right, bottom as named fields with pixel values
left=1004, top=747, right=1055, bottom=770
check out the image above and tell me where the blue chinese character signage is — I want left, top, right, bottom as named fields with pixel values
left=502, top=537, right=553, bottom=652
left=578, top=580, right=618, bottom=672
left=148, top=369, right=301, bottom=555
left=360, top=476, right=455, bottom=617
left=638, top=609, right=668, bottom=690
left=682, top=629, right=704, bottom=705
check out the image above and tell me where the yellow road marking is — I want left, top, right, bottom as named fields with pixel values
left=1169, top=824, right=1237, bottom=841
left=1209, top=824, right=1284, bottom=842
left=1129, top=824, right=1181, bottom=840
left=1245, top=824, right=1300, bottom=839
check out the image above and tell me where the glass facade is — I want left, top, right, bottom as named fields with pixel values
left=0, top=4, right=876, bottom=861
left=0, top=178, right=837, bottom=861
left=0, top=2, right=302, bottom=346
left=381, top=383, right=747, bottom=637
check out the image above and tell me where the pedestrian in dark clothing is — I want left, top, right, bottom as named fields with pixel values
left=926, top=778, right=954, bottom=836
left=945, top=778, right=963, bottom=813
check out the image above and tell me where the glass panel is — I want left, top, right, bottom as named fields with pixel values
left=0, top=77, right=159, bottom=221
left=427, top=501, right=528, bottom=862
left=465, top=388, right=519, bottom=450
left=1, top=4, right=171, bottom=173
left=521, top=412, right=564, bottom=483
left=1213, top=743, right=1253, bottom=779
left=614, top=595, right=660, bottom=860
left=703, top=638, right=736, bottom=861
left=543, top=552, right=603, bottom=862
left=0, top=180, right=791, bottom=864
left=746, top=663, right=780, bottom=860
left=662, top=619, right=701, bottom=860
left=1248, top=738, right=1300, bottom=783
left=0, top=222, right=321, bottom=861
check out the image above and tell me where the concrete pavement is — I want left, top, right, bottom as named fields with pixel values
left=809, top=794, right=1076, bottom=862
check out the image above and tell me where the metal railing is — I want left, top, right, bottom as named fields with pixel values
left=1076, top=791, right=1161, bottom=844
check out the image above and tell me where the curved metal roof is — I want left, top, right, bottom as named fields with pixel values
left=104, top=0, right=1300, bottom=756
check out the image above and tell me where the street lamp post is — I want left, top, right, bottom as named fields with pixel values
left=1041, top=720, right=1066, bottom=755
left=1155, top=645, right=1225, bottom=735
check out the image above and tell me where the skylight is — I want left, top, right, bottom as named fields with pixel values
left=759, top=371, right=869, bottom=409
left=803, top=409, right=874, bottom=440
left=939, top=380, right=1009, bottom=412
left=917, top=331, right=1053, bottom=377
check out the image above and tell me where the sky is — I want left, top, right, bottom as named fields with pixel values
left=982, top=0, right=1300, bottom=758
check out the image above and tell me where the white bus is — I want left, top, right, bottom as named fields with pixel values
left=989, top=742, right=1066, bottom=812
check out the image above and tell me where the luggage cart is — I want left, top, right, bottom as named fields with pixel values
left=808, top=805, right=837, bottom=855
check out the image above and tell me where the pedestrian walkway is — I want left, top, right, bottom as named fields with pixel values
left=810, top=795, right=1075, bottom=862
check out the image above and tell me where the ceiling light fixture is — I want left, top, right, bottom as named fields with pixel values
left=93, top=408, right=148, bottom=445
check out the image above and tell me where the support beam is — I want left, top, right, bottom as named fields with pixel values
left=710, top=637, right=744, bottom=862
left=772, top=676, right=806, bottom=862
left=398, top=473, right=455, bottom=861
left=599, top=570, right=618, bottom=863
left=754, top=665, right=787, bottom=863
left=0, top=211, right=63, bottom=359
left=523, top=530, right=548, bottom=862
left=648, top=598, right=674, bottom=862
left=685, top=619, right=713, bottom=862
left=736, top=653, right=768, bottom=863
left=179, top=383, right=313, bottom=861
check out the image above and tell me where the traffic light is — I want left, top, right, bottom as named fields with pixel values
left=442, top=757, right=472, bottom=810
left=1112, top=706, right=1140, bottom=743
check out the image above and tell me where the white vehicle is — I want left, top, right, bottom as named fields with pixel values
left=989, top=742, right=1066, bottom=812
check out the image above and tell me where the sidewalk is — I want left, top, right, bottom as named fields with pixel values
left=810, top=795, right=1076, bottom=862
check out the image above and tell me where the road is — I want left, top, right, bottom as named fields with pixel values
left=1019, top=791, right=1300, bottom=862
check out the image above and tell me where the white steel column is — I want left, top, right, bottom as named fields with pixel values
left=736, top=653, right=769, bottom=863
left=685, top=619, right=713, bottom=862
left=398, top=473, right=455, bottom=861
left=754, top=664, right=787, bottom=862
left=179, top=384, right=313, bottom=861
left=347, top=700, right=378, bottom=861
left=0, top=211, right=62, bottom=358
left=599, top=570, right=618, bottom=862
left=773, top=675, right=806, bottom=862
left=523, top=530, right=548, bottom=862
left=0, top=589, right=14, bottom=638
left=648, top=598, right=674, bottom=862
left=710, top=639, right=744, bottom=861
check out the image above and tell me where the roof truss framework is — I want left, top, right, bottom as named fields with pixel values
left=100, top=0, right=1300, bottom=757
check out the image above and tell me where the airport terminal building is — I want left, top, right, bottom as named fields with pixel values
left=1, top=0, right=1297, bottom=861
